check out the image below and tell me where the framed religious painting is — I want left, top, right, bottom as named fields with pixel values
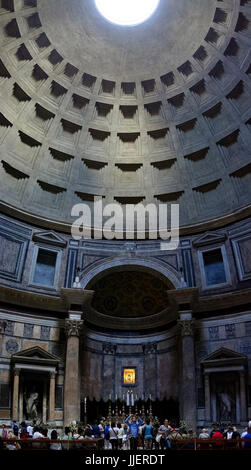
left=122, top=367, right=136, bottom=387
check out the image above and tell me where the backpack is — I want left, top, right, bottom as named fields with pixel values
left=13, top=424, right=19, bottom=436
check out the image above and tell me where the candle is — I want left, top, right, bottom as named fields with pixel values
left=131, top=393, right=134, bottom=407
left=115, top=394, right=118, bottom=401
left=109, top=394, right=111, bottom=400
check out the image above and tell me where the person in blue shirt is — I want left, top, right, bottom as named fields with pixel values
left=125, top=414, right=143, bottom=450
left=92, top=420, right=101, bottom=438
left=142, top=418, right=153, bottom=450
left=243, top=426, right=251, bottom=449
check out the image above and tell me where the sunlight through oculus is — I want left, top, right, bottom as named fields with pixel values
left=95, top=0, right=160, bottom=26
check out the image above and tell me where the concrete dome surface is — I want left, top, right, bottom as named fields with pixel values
left=0, top=0, right=250, bottom=232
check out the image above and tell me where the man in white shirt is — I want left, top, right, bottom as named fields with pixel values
left=33, top=427, right=44, bottom=439
left=27, top=422, right=34, bottom=438
left=241, top=428, right=248, bottom=438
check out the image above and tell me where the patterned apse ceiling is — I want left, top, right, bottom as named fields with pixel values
left=90, top=270, right=169, bottom=318
left=0, top=0, right=250, bottom=232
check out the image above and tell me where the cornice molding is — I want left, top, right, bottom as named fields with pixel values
left=0, top=285, right=250, bottom=330
left=0, top=200, right=251, bottom=237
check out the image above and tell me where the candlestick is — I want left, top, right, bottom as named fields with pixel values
left=108, top=399, right=112, bottom=425
left=84, top=396, right=87, bottom=424
left=142, top=402, right=145, bottom=422
left=122, top=398, right=125, bottom=421
left=135, top=399, right=138, bottom=414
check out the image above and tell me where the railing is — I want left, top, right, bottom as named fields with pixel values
left=0, top=438, right=104, bottom=451
left=0, top=438, right=251, bottom=451
left=157, top=438, right=251, bottom=451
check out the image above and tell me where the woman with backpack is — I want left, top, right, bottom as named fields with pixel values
left=109, top=422, right=119, bottom=450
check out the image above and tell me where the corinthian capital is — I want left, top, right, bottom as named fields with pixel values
left=178, top=319, right=195, bottom=337
left=65, top=319, right=83, bottom=338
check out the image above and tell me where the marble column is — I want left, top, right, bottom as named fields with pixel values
left=19, top=378, right=23, bottom=423
left=12, top=369, right=20, bottom=421
left=178, top=314, right=197, bottom=431
left=64, top=318, right=83, bottom=426
left=204, top=372, right=211, bottom=422
left=49, top=372, right=56, bottom=422
left=42, top=380, right=47, bottom=424
left=235, top=378, right=241, bottom=423
left=240, top=370, right=247, bottom=422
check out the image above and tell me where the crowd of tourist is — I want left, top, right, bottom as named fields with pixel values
left=1, top=416, right=251, bottom=450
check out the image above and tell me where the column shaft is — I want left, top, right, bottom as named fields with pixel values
left=179, top=317, right=197, bottom=431
left=240, top=371, right=247, bottom=422
left=64, top=319, right=83, bottom=425
left=204, top=373, right=211, bottom=422
left=12, top=370, right=20, bottom=422
left=49, top=373, right=56, bottom=422
left=19, top=380, right=23, bottom=423
left=42, top=380, right=47, bottom=424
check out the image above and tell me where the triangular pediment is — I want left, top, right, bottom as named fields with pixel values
left=193, top=231, right=226, bottom=248
left=32, top=231, right=67, bottom=248
left=12, top=346, right=60, bottom=364
left=202, top=347, right=247, bottom=364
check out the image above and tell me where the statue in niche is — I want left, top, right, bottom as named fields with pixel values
left=25, top=391, right=39, bottom=421
left=217, top=389, right=235, bottom=422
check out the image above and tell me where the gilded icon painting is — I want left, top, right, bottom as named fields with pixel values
left=123, top=368, right=136, bottom=385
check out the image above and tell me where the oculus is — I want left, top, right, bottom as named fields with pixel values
left=95, top=0, right=160, bottom=26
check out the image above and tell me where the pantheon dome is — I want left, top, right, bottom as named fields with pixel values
left=0, top=0, right=250, bottom=434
